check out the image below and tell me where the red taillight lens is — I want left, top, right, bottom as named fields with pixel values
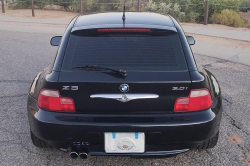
left=38, top=89, right=75, bottom=112
left=60, top=98, right=75, bottom=112
left=98, top=28, right=151, bottom=32
left=174, top=89, right=212, bottom=112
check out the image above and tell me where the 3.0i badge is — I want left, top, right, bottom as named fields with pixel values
left=120, top=84, right=129, bottom=93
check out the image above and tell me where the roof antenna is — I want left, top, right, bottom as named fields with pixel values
left=122, top=0, right=126, bottom=22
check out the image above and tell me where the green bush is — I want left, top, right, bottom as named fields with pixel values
left=143, top=0, right=241, bottom=23
left=144, top=0, right=185, bottom=21
left=184, top=11, right=199, bottom=22
left=8, top=0, right=67, bottom=10
left=81, top=0, right=122, bottom=13
left=212, top=9, right=247, bottom=27
left=239, top=0, right=250, bottom=12
left=8, top=0, right=135, bottom=13
left=184, top=0, right=240, bottom=23
left=8, top=0, right=31, bottom=9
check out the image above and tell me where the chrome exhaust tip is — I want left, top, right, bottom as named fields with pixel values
left=70, top=151, right=78, bottom=159
left=79, top=148, right=89, bottom=159
left=70, top=147, right=79, bottom=159
left=79, top=152, right=88, bottom=159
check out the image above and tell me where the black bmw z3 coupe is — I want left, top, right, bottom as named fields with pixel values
left=27, top=12, right=222, bottom=159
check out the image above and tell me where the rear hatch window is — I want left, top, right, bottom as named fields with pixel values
left=62, top=29, right=187, bottom=72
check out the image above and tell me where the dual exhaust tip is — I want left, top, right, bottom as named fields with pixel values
left=70, top=147, right=88, bottom=159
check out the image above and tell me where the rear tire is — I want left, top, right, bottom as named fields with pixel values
left=197, top=132, right=219, bottom=150
left=30, top=130, right=52, bottom=148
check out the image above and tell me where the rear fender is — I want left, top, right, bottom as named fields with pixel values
left=29, top=67, right=60, bottom=100
left=190, top=69, right=222, bottom=115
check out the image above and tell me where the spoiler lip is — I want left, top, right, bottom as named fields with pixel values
left=71, top=24, right=177, bottom=33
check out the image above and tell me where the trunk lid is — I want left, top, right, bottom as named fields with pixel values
left=58, top=71, right=191, bottom=114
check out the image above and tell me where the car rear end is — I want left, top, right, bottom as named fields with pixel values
left=27, top=14, right=222, bottom=157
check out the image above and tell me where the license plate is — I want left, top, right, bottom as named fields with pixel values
left=105, top=132, right=145, bottom=153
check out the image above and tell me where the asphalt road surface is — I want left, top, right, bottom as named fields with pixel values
left=0, top=30, right=250, bottom=166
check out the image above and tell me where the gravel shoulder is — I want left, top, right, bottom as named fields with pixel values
left=181, top=22, right=250, bottom=33
left=187, top=33, right=250, bottom=50
left=2, top=8, right=77, bottom=20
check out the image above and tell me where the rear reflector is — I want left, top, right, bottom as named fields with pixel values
left=98, top=28, right=151, bottom=32
left=38, top=89, right=75, bottom=112
left=174, top=89, right=212, bottom=112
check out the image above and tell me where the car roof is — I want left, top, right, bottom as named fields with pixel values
left=72, top=12, right=176, bottom=32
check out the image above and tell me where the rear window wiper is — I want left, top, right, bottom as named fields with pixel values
left=71, top=65, right=127, bottom=76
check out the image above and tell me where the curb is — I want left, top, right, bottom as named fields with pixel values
left=186, top=32, right=250, bottom=43
left=0, top=19, right=69, bottom=25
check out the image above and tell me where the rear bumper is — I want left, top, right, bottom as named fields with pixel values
left=27, top=95, right=222, bottom=156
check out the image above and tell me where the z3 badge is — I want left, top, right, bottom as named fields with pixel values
left=62, top=86, right=78, bottom=90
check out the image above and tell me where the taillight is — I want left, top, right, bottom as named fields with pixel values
left=38, top=89, right=75, bottom=112
left=98, top=28, right=151, bottom=32
left=174, top=89, right=212, bottom=112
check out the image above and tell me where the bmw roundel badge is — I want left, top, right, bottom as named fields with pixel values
left=120, top=84, right=129, bottom=93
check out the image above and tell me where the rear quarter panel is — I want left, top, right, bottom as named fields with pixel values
left=28, top=16, right=80, bottom=99
left=170, top=16, right=222, bottom=115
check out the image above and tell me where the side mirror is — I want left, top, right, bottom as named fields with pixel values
left=50, top=36, right=62, bottom=46
left=186, top=36, right=195, bottom=45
